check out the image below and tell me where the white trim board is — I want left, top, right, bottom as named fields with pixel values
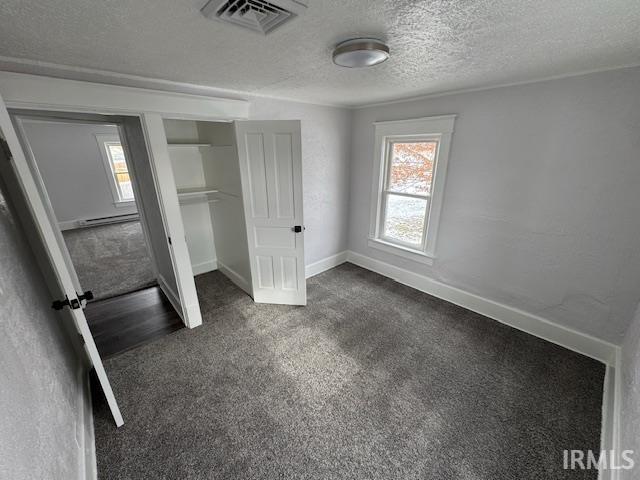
left=192, top=259, right=218, bottom=276
left=59, top=220, right=80, bottom=231
left=217, top=260, right=251, bottom=296
left=346, top=250, right=617, bottom=366
left=2, top=56, right=638, bottom=110
left=158, top=270, right=202, bottom=330
left=604, top=349, right=623, bottom=480
left=157, top=273, right=184, bottom=321
left=0, top=71, right=249, bottom=120
left=75, top=362, right=96, bottom=480
left=598, top=359, right=623, bottom=480
left=305, top=251, right=348, bottom=278
left=81, top=369, right=98, bottom=480
left=0, top=56, right=347, bottom=109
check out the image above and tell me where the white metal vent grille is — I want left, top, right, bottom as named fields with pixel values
left=201, top=0, right=306, bottom=35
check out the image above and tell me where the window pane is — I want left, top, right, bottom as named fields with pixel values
left=388, top=141, right=437, bottom=195
left=108, top=144, right=125, bottom=161
left=115, top=172, right=134, bottom=200
left=108, top=144, right=128, bottom=173
left=106, top=142, right=134, bottom=201
left=383, top=194, right=428, bottom=246
left=119, top=181, right=134, bottom=200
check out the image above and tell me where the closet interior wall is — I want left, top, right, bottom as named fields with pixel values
left=163, top=119, right=252, bottom=294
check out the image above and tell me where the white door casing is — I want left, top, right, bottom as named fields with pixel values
left=234, top=120, right=306, bottom=305
left=0, top=93, right=124, bottom=427
left=0, top=72, right=250, bottom=332
left=141, top=113, right=203, bottom=328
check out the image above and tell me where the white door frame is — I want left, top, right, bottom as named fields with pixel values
left=0, top=71, right=249, bottom=329
left=9, top=109, right=189, bottom=325
left=8, top=111, right=163, bottom=297
left=139, top=113, right=202, bottom=326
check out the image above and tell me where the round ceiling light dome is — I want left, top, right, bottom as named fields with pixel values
left=332, top=38, right=390, bottom=68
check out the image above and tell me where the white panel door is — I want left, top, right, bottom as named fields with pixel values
left=0, top=94, right=123, bottom=427
left=234, top=120, right=306, bottom=305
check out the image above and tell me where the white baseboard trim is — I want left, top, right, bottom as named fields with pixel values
left=157, top=273, right=184, bottom=320
left=599, top=357, right=623, bottom=480
left=59, top=219, right=79, bottom=231
left=77, top=366, right=97, bottom=480
left=192, top=259, right=217, bottom=276
left=183, top=301, right=203, bottom=329
left=158, top=273, right=202, bottom=328
left=58, top=213, right=140, bottom=231
left=305, top=251, right=349, bottom=278
left=346, top=250, right=617, bottom=366
left=609, top=349, right=623, bottom=480
left=217, top=261, right=251, bottom=295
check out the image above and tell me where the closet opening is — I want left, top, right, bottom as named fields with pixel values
left=162, top=119, right=253, bottom=304
left=10, top=111, right=183, bottom=357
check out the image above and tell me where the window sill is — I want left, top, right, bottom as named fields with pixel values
left=367, top=237, right=435, bottom=266
left=113, top=201, right=136, bottom=208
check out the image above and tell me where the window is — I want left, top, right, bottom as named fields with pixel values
left=369, top=115, right=455, bottom=264
left=96, top=134, right=135, bottom=205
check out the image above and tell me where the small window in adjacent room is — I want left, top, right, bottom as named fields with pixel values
left=369, top=115, right=456, bottom=265
left=96, top=134, right=135, bottom=205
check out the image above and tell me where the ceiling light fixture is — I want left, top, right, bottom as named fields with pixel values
left=332, top=38, right=390, bottom=68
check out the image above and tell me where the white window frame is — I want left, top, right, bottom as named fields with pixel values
left=368, top=115, right=456, bottom=265
left=95, top=134, right=135, bottom=207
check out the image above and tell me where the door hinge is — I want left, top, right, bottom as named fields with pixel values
left=292, top=225, right=305, bottom=233
left=52, top=290, right=93, bottom=310
left=52, top=295, right=80, bottom=310
left=168, top=236, right=172, bottom=245
left=77, top=290, right=94, bottom=303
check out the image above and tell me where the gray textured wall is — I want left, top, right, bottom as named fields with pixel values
left=249, top=96, right=352, bottom=266
left=0, top=183, right=84, bottom=478
left=348, top=67, right=640, bottom=343
left=621, top=303, right=640, bottom=479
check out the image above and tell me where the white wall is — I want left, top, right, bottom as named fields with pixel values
left=348, top=67, right=640, bottom=343
left=20, top=121, right=137, bottom=227
left=620, top=303, right=640, bottom=479
left=200, top=121, right=252, bottom=291
left=248, top=97, right=352, bottom=266
left=164, top=119, right=218, bottom=275
left=0, top=178, right=85, bottom=479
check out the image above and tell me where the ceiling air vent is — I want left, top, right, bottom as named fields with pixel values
left=201, top=0, right=307, bottom=35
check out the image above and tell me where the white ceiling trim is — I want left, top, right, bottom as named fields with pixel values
left=0, top=56, right=348, bottom=109
left=353, top=63, right=640, bottom=110
left=0, top=56, right=638, bottom=112
left=0, top=71, right=250, bottom=120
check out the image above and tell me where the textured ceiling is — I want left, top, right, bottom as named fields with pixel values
left=0, top=0, right=638, bottom=106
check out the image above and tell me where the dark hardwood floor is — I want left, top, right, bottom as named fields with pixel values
left=85, top=286, right=183, bottom=358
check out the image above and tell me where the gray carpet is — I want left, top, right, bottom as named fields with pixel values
left=93, top=264, right=604, bottom=479
left=62, top=221, right=156, bottom=301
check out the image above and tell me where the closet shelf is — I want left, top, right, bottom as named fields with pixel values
left=167, top=143, right=212, bottom=148
left=179, top=198, right=220, bottom=206
left=177, top=187, right=219, bottom=197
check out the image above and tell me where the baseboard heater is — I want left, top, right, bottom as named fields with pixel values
left=76, top=213, right=139, bottom=228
